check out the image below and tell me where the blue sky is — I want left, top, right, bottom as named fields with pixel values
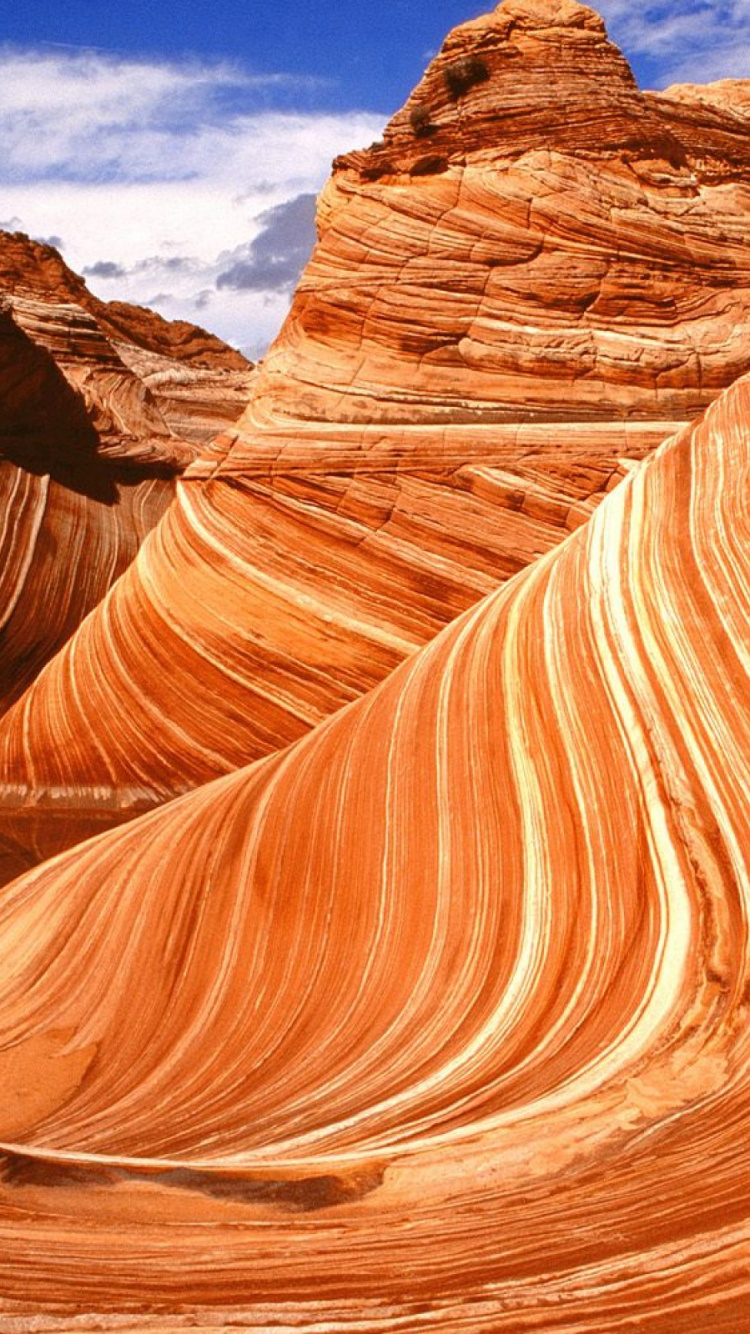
left=3, top=0, right=743, bottom=113
left=0, top=1, right=747, bottom=356
left=1, top=1, right=496, bottom=116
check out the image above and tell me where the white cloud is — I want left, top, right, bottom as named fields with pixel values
left=0, top=48, right=384, bottom=357
left=597, top=0, right=750, bottom=84
left=7, top=13, right=747, bottom=359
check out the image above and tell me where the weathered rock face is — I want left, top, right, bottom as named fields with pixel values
left=256, top=0, right=750, bottom=427
left=0, top=807, right=139, bottom=889
left=115, top=341, right=256, bottom=445
left=0, top=234, right=253, bottom=715
left=2, top=372, right=750, bottom=1328
left=662, top=77, right=750, bottom=122
left=0, top=231, right=256, bottom=445
left=6, top=5, right=750, bottom=1326
left=0, top=300, right=180, bottom=715
left=13, top=0, right=750, bottom=803
left=1, top=415, right=676, bottom=803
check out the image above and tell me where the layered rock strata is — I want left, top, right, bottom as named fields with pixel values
left=1, top=367, right=750, bottom=1329
left=0, top=231, right=249, bottom=370
left=5, top=0, right=750, bottom=803
left=0, top=295, right=191, bottom=715
left=0, top=231, right=255, bottom=449
left=263, top=0, right=750, bottom=425
left=0, top=236, right=252, bottom=715
left=116, top=342, right=256, bottom=446
left=662, top=78, right=750, bottom=122
left=0, top=418, right=670, bottom=804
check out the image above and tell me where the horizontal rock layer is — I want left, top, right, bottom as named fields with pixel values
left=1, top=371, right=750, bottom=1328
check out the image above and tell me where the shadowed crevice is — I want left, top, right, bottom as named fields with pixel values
left=0, top=1149, right=386, bottom=1212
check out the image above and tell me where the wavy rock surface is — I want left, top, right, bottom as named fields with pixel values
left=115, top=342, right=256, bottom=446
left=2, top=369, right=750, bottom=1329
left=0, top=417, right=672, bottom=803
left=0, top=295, right=191, bottom=716
left=12, top=0, right=750, bottom=803
left=0, top=236, right=252, bottom=716
left=261, top=0, right=750, bottom=426
left=0, top=308, right=175, bottom=711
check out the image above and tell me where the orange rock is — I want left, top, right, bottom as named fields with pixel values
left=7, top=0, right=750, bottom=804
left=0, top=230, right=251, bottom=370
left=1, top=368, right=750, bottom=1328
left=5, top=4, right=750, bottom=1325
left=274, top=0, right=750, bottom=426
left=0, top=236, right=253, bottom=715
left=661, top=77, right=750, bottom=122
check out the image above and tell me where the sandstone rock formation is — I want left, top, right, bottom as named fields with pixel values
left=0, top=233, right=253, bottom=716
left=0, top=231, right=249, bottom=370
left=4, top=0, right=750, bottom=806
left=272, top=0, right=750, bottom=425
left=0, top=295, right=184, bottom=716
left=1, top=368, right=750, bottom=1329
left=0, top=415, right=673, bottom=805
left=115, top=343, right=256, bottom=445
left=662, top=77, right=750, bottom=122
left=5, top=2, right=750, bottom=1327
left=0, top=231, right=255, bottom=446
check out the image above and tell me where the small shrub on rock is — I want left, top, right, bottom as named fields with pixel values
left=443, top=55, right=489, bottom=98
left=409, top=104, right=434, bottom=136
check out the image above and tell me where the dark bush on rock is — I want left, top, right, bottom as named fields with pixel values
left=409, top=105, right=434, bottom=136
left=443, top=56, right=489, bottom=97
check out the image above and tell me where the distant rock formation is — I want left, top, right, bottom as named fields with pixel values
left=4, top=0, right=750, bottom=806
left=662, top=77, right=750, bottom=122
left=267, top=0, right=750, bottom=425
left=2, top=362, right=750, bottom=1330
left=0, top=233, right=253, bottom=714
left=0, top=230, right=250, bottom=369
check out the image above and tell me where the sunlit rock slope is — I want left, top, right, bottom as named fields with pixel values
left=1, top=362, right=750, bottom=1331
left=264, top=0, right=750, bottom=425
left=9, top=0, right=750, bottom=803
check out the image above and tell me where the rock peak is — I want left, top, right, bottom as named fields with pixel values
left=336, top=0, right=670, bottom=178
left=0, top=228, right=249, bottom=369
left=445, top=0, right=607, bottom=44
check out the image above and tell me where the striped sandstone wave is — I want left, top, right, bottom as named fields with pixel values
left=0, top=419, right=671, bottom=803
left=1, top=365, right=750, bottom=1328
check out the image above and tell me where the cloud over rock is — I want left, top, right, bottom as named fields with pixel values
left=216, top=193, right=317, bottom=293
left=0, top=48, right=383, bottom=356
